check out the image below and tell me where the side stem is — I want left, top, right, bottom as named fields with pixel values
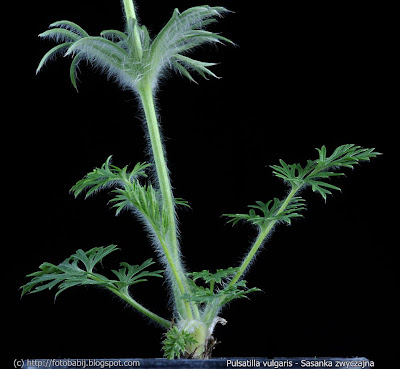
left=109, top=287, right=171, bottom=328
left=229, top=185, right=300, bottom=286
left=203, top=186, right=301, bottom=326
left=87, top=273, right=170, bottom=328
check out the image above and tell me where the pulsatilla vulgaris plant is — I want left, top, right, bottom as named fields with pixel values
left=22, top=0, right=380, bottom=359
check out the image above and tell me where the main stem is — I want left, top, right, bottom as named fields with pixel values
left=122, top=0, right=136, bottom=19
left=122, top=0, right=143, bottom=59
left=138, top=83, right=180, bottom=257
left=137, top=81, right=198, bottom=321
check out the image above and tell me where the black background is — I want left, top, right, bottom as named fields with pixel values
left=7, top=0, right=397, bottom=366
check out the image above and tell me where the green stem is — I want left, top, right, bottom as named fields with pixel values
left=229, top=185, right=300, bottom=286
left=209, top=280, right=215, bottom=293
left=87, top=274, right=170, bottom=328
left=113, top=288, right=171, bottom=328
left=138, top=83, right=178, bottom=254
left=201, top=186, right=303, bottom=327
left=202, top=186, right=302, bottom=327
left=137, top=81, right=198, bottom=321
left=154, top=227, right=190, bottom=318
left=122, top=0, right=137, bottom=19
left=122, top=0, right=143, bottom=60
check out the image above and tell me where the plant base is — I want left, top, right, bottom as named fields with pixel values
left=183, top=336, right=218, bottom=359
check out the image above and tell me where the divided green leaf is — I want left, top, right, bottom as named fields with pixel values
left=111, top=259, right=163, bottom=292
left=70, top=156, right=151, bottom=198
left=20, top=245, right=163, bottom=299
left=188, top=267, right=239, bottom=284
left=270, top=144, right=380, bottom=200
left=20, top=245, right=119, bottom=298
left=162, top=326, right=197, bottom=360
left=224, top=196, right=306, bottom=228
left=71, top=157, right=189, bottom=240
left=224, top=145, right=380, bottom=231
left=182, top=267, right=260, bottom=306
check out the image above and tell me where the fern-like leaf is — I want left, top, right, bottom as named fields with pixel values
left=70, top=156, right=150, bottom=198
left=188, top=267, right=239, bottom=285
left=20, top=245, right=163, bottom=299
left=224, top=196, right=306, bottom=228
left=162, top=326, right=197, bottom=360
left=71, top=157, right=188, bottom=244
left=20, top=245, right=119, bottom=298
left=271, top=144, right=381, bottom=200
left=225, top=144, right=379, bottom=232
left=182, top=267, right=260, bottom=307
left=71, top=245, right=119, bottom=273
left=112, top=259, right=163, bottom=292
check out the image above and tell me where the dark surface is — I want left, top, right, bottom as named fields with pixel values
left=23, top=357, right=373, bottom=369
left=6, top=0, right=396, bottom=367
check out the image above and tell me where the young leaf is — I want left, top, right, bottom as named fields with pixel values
left=219, top=281, right=261, bottom=305
left=162, top=326, right=197, bottom=360
left=183, top=268, right=260, bottom=307
left=188, top=267, right=239, bottom=284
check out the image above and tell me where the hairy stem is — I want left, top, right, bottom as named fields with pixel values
left=87, top=273, right=170, bottom=328
left=112, top=288, right=170, bottom=327
left=229, top=186, right=300, bottom=287
left=201, top=187, right=302, bottom=331
left=122, top=0, right=143, bottom=60
left=137, top=80, right=198, bottom=320
left=138, top=83, right=179, bottom=254
left=122, top=0, right=137, bottom=19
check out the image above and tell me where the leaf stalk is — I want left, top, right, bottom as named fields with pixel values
left=86, top=270, right=170, bottom=327
left=110, top=287, right=171, bottom=328
left=229, top=186, right=300, bottom=287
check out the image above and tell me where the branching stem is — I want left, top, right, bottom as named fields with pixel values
left=86, top=272, right=170, bottom=328
left=202, top=186, right=301, bottom=326
left=109, top=287, right=171, bottom=328
left=229, top=185, right=300, bottom=287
